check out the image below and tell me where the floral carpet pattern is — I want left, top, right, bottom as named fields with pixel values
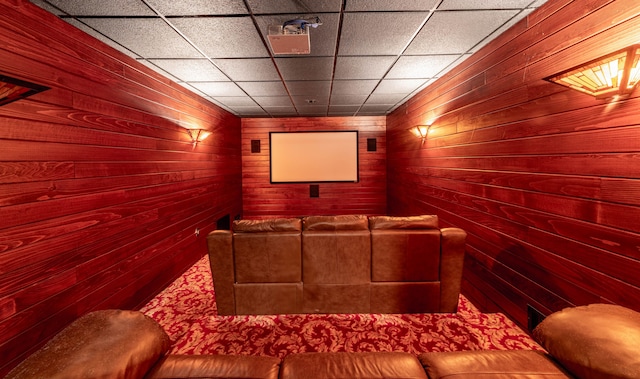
left=141, top=255, right=541, bottom=358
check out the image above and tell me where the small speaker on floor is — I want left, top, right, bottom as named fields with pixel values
left=216, top=214, right=231, bottom=230
left=251, top=139, right=260, bottom=153
left=527, top=304, right=546, bottom=331
left=367, top=138, right=377, bottom=152
left=310, top=184, right=319, bottom=198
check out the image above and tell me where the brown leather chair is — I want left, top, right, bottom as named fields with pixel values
left=369, top=215, right=467, bottom=313
left=301, top=214, right=372, bottom=313
left=207, top=214, right=467, bottom=315
left=4, top=309, right=280, bottom=379
left=419, top=303, right=640, bottom=379
left=208, top=217, right=303, bottom=315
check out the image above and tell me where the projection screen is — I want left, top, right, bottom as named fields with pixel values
left=270, top=131, right=359, bottom=183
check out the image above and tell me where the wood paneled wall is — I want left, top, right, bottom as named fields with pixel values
left=387, top=0, right=640, bottom=330
left=0, top=1, right=241, bottom=375
left=241, top=117, right=386, bottom=218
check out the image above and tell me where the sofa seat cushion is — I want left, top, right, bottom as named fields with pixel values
left=280, top=352, right=428, bottom=379
left=146, top=354, right=281, bottom=379
left=533, top=303, right=640, bottom=379
left=418, top=350, right=572, bottom=379
left=6, top=310, right=170, bottom=379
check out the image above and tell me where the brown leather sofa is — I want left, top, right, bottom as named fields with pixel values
left=207, top=214, right=467, bottom=315
left=6, top=303, right=640, bottom=379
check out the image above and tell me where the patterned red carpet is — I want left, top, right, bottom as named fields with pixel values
left=141, top=255, right=541, bottom=357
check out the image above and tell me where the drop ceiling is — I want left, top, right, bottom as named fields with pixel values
left=30, top=0, right=548, bottom=118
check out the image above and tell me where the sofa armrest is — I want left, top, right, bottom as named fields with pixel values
left=5, top=310, right=170, bottom=379
left=439, top=227, right=467, bottom=313
left=207, top=230, right=235, bottom=315
left=533, top=303, right=640, bottom=379
left=418, top=350, right=571, bottom=379
left=145, top=355, right=281, bottom=379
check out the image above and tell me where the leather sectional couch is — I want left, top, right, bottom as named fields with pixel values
left=207, top=214, right=467, bottom=315
left=6, top=303, right=640, bottom=378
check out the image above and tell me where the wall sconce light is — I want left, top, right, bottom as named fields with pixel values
left=545, top=44, right=640, bottom=99
left=187, top=129, right=211, bottom=146
left=410, top=125, right=430, bottom=144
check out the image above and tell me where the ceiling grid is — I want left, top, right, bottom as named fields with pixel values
left=30, top=0, right=548, bottom=117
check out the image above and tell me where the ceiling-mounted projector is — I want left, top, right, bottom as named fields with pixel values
left=267, top=17, right=322, bottom=55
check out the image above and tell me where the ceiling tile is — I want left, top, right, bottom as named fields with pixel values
left=275, top=57, right=334, bottom=81
left=214, top=58, right=280, bottom=81
left=292, top=95, right=329, bottom=107
left=80, top=18, right=202, bottom=58
left=145, top=0, right=248, bottom=15
left=30, top=0, right=65, bottom=15
left=438, top=0, right=534, bottom=10
left=253, top=96, right=293, bottom=107
left=286, top=81, right=332, bottom=97
left=38, top=0, right=549, bottom=117
left=149, top=59, right=228, bottom=81
left=334, top=56, right=395, bottom=80
left=365, top=93, right=409, bottom=105
left=331, top=80, right=379, bottom=95
left=405, top=10, right=519, bottom=54
left=214, top=96, right=258, bottom=107
left=237, top=81, right=288, bottom=97
left=373, top=79, right=427, bottom=94
left=263, top=106, right=297, bottom=115
left=178, top=83, right=209, bottom=97
left=470, top=9, right=532, bottom=52
left=386, top=55, right=460, bottom=79
left=255, top=13, right=339, bottom=57
left=231, top=107, right=268, bottom=116
left=339, top=12, right=429, bottom=56
left=171, top=17, right=269, bottom=58
left=346, top=0, right=440, bottom=11
left=66, top=19, right=140, bottom=58
left=329, top=94, right=368, bottom=105
left=359, top=104, right=395, bottom=113
left=529, top=0, right=548, bottom=6
left=46, top=0, right=155, bottom=16
left=190, top=81, right=246, bottom=96
left=296, top=105, right=329, bottom=116
left=329, top=105, right=360, bottom=113
left=245, top=0, right=342, bottom=14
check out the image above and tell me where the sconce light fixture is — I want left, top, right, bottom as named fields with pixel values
left=187, top=129, right=211, bottom=146
left=545, top=44, right=640, bottom=99
left=410, top=125, right=430, bottom=144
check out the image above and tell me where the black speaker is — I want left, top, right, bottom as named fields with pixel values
left=251, top=139, right=260, bottom=153
left=310, top=184, right=319, bottom=198
left=367, top=138, right=377, bottom=152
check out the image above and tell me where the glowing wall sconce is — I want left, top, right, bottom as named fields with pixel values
left=187, top=129, right=211, bottom=146
left=410, top=125, right=430, bottom=144
left=545, top=44, right=640, bottom=99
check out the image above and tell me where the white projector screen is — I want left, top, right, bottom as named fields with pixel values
left=270, top=131, right=359, bottom=183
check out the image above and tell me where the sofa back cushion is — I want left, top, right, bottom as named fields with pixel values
left=302, top=215, right=371, bottom=284
left=370, top=215, right=441, bottom=282
left=233, top=218, right=302, bottom=283
left=369, top=215, right=439, bottom=230
left=6, top=310, right=170, bottom=379
left=233, top=217, right=302, bottom=233
left=533, top=303, right=640, bottom=379
left=303, top=214, right=369, bottom=231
